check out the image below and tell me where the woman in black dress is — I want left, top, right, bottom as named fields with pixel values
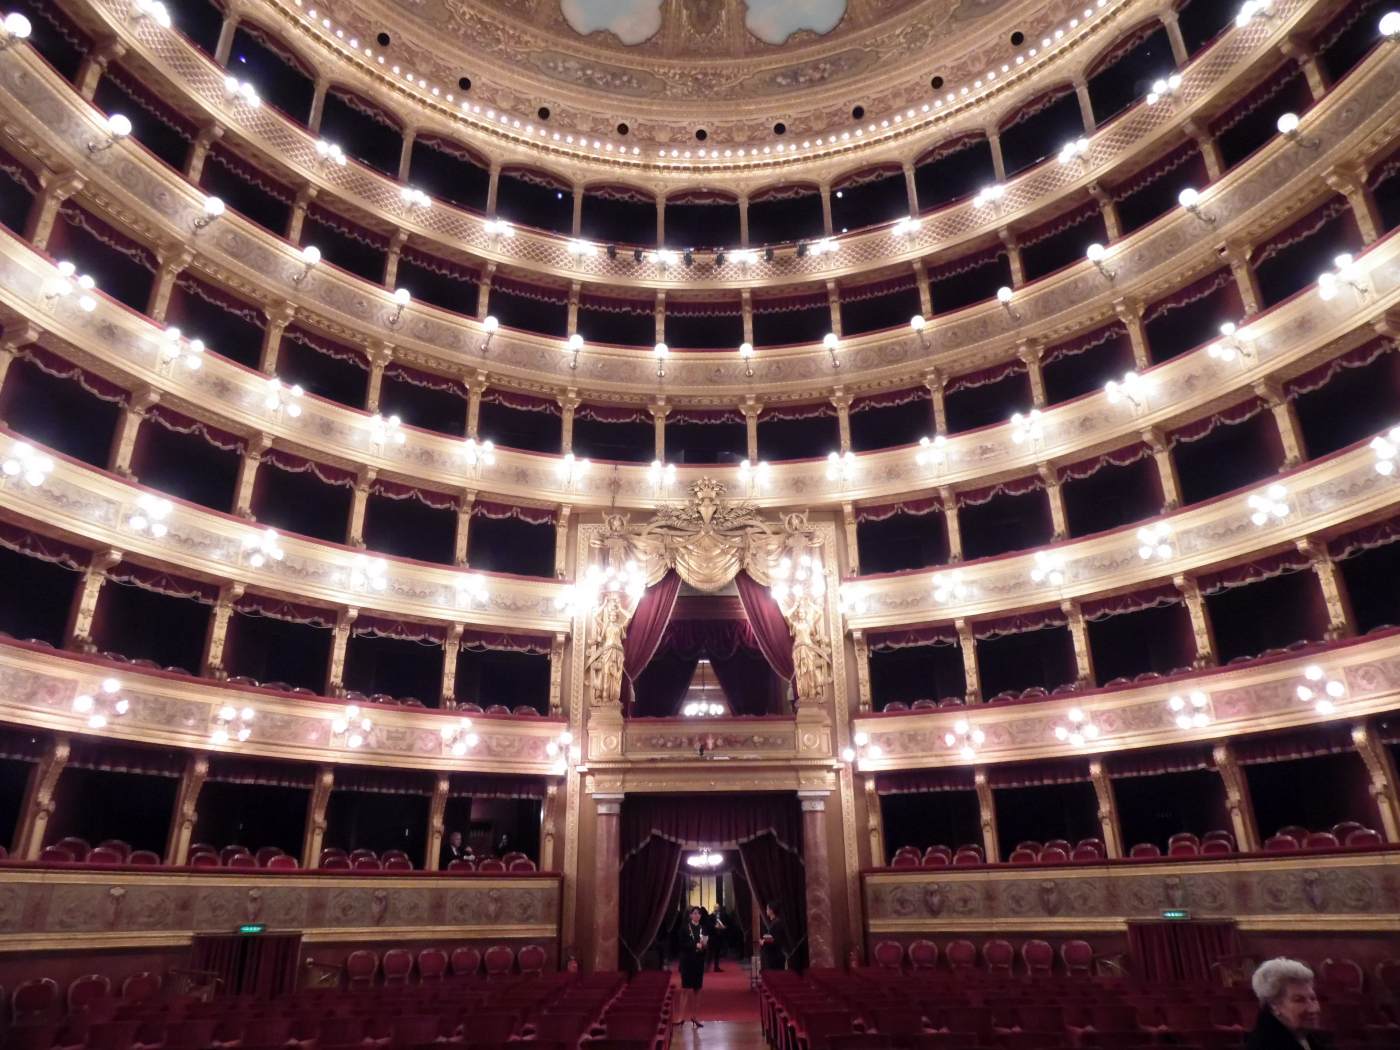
left=675, top=906, right=708, bottom=1028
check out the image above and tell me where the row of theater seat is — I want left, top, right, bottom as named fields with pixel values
left=20, top=840, right=540, bottom=873
left=318, top=848, right=536, bottom=872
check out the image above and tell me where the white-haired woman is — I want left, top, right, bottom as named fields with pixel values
left=1247, top=957, right=1330, bottom=1049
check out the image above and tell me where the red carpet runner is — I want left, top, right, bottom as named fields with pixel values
left=671, top=967, right=760, bottom=1022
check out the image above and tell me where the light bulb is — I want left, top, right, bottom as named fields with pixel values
left=484, top=315, right=499, bottom=332
left=997, top=286, right=1013, bottom=303
left=1276, top=112, right=1300, bottom=136
left=393, top=288, right=411, bottom=306
left=300, top=244, right=321, bottom=265
left=106, top=113, right=132, bottom=138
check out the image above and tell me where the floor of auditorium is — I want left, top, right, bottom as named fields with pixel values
left=669, top=965, right=762, bottom=1026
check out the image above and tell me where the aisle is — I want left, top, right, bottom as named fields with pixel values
left=669, top=965, right=761, bottom=1023
left=670, top=1020, right=765, bottom=1050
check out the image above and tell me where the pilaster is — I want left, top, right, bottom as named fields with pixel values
left=1174, top=573, right=1217, bottom=668
left=286, top=185, right=316, bottom=244
left=554, top=504, right=573, bottom=577
left=798, top=791, right=836, bottom=968
left=1088, top=181, right=1122, bottom=241
left=559, top=392, right=579, bottom=453
left=1280, top=36, right=1328, bottom=101
left=974, top=768, right=1000, bottom=863
left=651, top=401, right=668, bottom=462
left=1253, top=378, right=1307, bottom=469
left=1088, top=758, right=1124, bottom=859
left=441, top=624, right=462, bottom=707
left=200, top=582, right=246, bottom=678
left=1072, top=77, right=1096, bottom=133
left=307, top=76, right=330, bottom=134
left=912, top=259, right=932, bottom=319
left=901, top=161, right=920, bottom=216
left=956, top=617, right=980, bottom=702
left=15, top=735, right=70, bottom=859
left=164, top=753, right=209, bottom=866
left=1018, top=340, right=1047, bottom=409
left=26, top=170, right=87, bottom=253
left=1061, top=599, right=1094, bottom=686
left=365, top=342, right=394, bottom=414
left=1297, top=537, right=1355, bottom=640
left=258, top=303, right=296, bottom=375
left=851, top=628, right=873, bottom=714
left=1212, top=743, right=1260, bottom=852
left=1142, top=427, right=1182, bottom=511
left=940, top=487, right=964, bottom=562
left=326, top=607, right=358, bottom=693
left=347, top=468, right=375, bottom=547
left=184, top=124, right=223, bottom=184
left=146, top=246, right=194, bottom=324
left=485, top=163, right=501, bottom=218
left=66, top=549, right=122, bottom=652
left=591, top=793, right=624, bottom=971
left=862, top=775, right=884, bottom=865
left=1113, top=297, right=1152, bottom=371
left=231, top=434, right=270, bottom=519
left=743, top=399, right=761, bottom=462
left=1221, top=239, right=1263, bottom=315
left=453, top=490, right=476, bottom=567
left=425, top=772, right=449, bottom=870
left=826, top=281, right=843, bottom=340
left=1183, top=120, right=1224, bottom=182
left=541, top=780, right=561, bottom=871
left=301, top=766, right=334, bottom=867
left=549, top=631, right=568, bottom=717
left=1352, top=721, right=1400, bottom=843
left=1325, top=164, right=1384, bottom=245
left=832, top=391, right=852, bottom=452
left=839, top=501, right=860, bottom=576
left=1041, top=466, right=1068, bottom=541
left=75, top=38, right=125, bottom=102
left=924, top=371, right=948, bottom=436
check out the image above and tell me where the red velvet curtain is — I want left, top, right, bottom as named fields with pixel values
left=631, top=649, right=701, bottom=718
left=739, top=832, right=808, bottom=971
left=632, top=619, right=786, bottom=716
left=243, top=933, right=303, bottom=997
left=1126, top=921, right=1240, bottom=983
left=624, top=572, right=683, bottom=686
left=618, top=837, right=684, bottom=970
left=735, top=572, right=795, bottom=683
left=190, top=934, right=242, bottom=993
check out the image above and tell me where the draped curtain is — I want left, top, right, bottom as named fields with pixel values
left=632, top=619, right=786, bottom=716
left=192, top=933, right=302, bottom=997
left=622, top=572, right=683, bottom=714
left=618, top=837, right=684, bottom=970
left=739, top=833, right=808, bottom=971
left=735, top=572, right=795, bottom=682
left=1127, top=921, right=1240, bottom=983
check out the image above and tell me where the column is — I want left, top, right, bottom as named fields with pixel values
left=924, top=371, right=948, bottom=436
left=956, top=618, right=980, bottom=702
left=75, top=38, right=125, bottom=102
left=1073, top=78, right=1096, bottom=133
left=441, top=625, right=462, bottom=707
left=1298, top=537, right=1355, bottom=640
left=738, top=194, right=750, bottom=247
left=999, top=230, right=1026, bottom=289
left=1142, top=427, right=1183, bottom=510
left=1018, top=341, right=1047, bottom=408
left=566, top=282, right=581, bottom=338
left=987, top=129, right=1007, bottom=182
left=912, top=259, right=932, bottom=319
left=1089, top=182, right=1122, bottom=242
left=554, top=504, right=572, bottom=577
left=485, top=163, right=501, bottom=217
left=1183, top=121, right=1225, bottom=182
left=185, top=124, right=223, bottom=184
left=591, top=794, right=624, bottom=971
left=477, top=264, right=495, bottom=320
left=741, top=289, right=755, bottom=346
left=831, top=391, right=852, bottom=452
left=656, top=197, right=666, bottom=247
left=1160, top=8, right=1189, bottom=66
left=365, top=342, right=393, bottom=413
left=548, top=632, right=567, bottom=717
left=25, top=170, right=86, bottom=253
left=570, top=185, right=584, bottom=237
left=1253, top=378, right=1307, bottom=469
left=347, top=469, right=374, bottom=547
left=798, top=791, right=836, bottom=969
left=453, top=490, right=475, bottom=567
left=658, top=293, right=670, bottom=346
left=901, top=161, right=920, bottom=216
left=650, top=401, right=668, bottom=462
left=466, top=374, right=486, bottom=438
left=425, top=772, right=449, bottom=870
left=15, top=735, right=70, bottom=859
left=1221, top=240, right=1263, bottom=315
left=1325, top=165, right=1384, bottom=246
left=1211, top=743, right=1260, bottom=852
left=213, top=7, right=240, bottom=66
left=1280, top=37, right=1328, bottom=101
left=1174, top=573, right=1217, bottom=668
left=164, top=753, right=209, bottom=865
left=146, top=246, right=194, bottom=324
left=286, top=185, right=316, bottom=245
left=397, top=127, right=417, bottom=183
left=559, top=393, right=579, bottom=453
left=65, top=549, right=121, bottom=652
left=1041, top=467, right=1068, bottom=541
left=840, top=502, right=860, bottom=577
left=1061, top=599, right=1094, bottom=687
left=108, top=388, right=159, bottom=477
left=1353, top=721, right=1400, bottom=842
left=326, top=608, right=357, bottom=693
left=1087, top=758, right=1124, bottom=859
left=862, top=776, right=885, bottom=866
left=200, top=582, right=245, bottom=678
left=743, top=399, right=761, bottom=462
left=307, top=76, right=330, bottom=134
left=541, top=781, right=561, bottom=871
left=939, top=487, right=964, bottom=562
left=258, top=303, right=295, bottom=375
left=851, top=629, right=873, bottom=714
left=819, top=183, right=834, bottom=236
left=301, top=767, right=334, bottom=867
left=973, top=768, right=1000, bottom=862
left=384, top=229, right=408, bottom=290
left=0, top=322, right=39, bottom=394
left=826, top=282, right=843, bottom=338
left=1113, top=298, right=1152, bottom=371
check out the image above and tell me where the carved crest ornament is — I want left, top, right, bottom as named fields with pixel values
left=582, top=479, right=832, bottom=711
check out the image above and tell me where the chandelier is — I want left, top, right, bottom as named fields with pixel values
left=686, top=848, right=724, bottom=869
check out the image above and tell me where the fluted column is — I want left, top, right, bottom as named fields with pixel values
left=862, top=776, right=884, bottom=866
left=901, top=161, right=920, bottom=215
left=0, top=322, right=38, bottom=394
left=485, top=163, right=501, bottom=217
left=146, top=246, right=193, bottom=324
left=651, top=401, right=668, bottom=462
left=1222, top=240, right=1263, bottom=315
left=974, top=768, right=1000, bottom=862
left=307, top=76, right=330, bottom=134
left=164, top=754, right=209, bottom=866
left=1160, top=8, right=1188, bottom=66
left=1042, top=467, right=1069, bottom=541
left=365, top=342, right=393, bottom=414
left=798, top=792, right=836, bottom=968
left=16, top=736, right=70, bottom=859
left=425, top=772, right=449, bottom=870
left=591, top=794, right=624, bottom=971
left=999, top=229, right=1026, bottom=288
left=301, top=767, right=334, bottom=867
left=26, top=170, right=86, bottom=253
left=1174, top=573, right=1217, bottom=668
left=466, top=373, right=486, bottom=438
left=1353, top=721, right=1400, bottom=842
left=987, top=129, right=1006, bottom=181
left=200, top=582, right=245, bottom=678
left=1142, top=427, right=1183, bottom=511
left=477, top=265, right=495, bottom=323
left=924, top=371, right=948, bottom=436
left=570, top=185, right=584, bottom=237
left=819, top=183, right=834, bottom=236
left=1212, top=743, right=1259, bottom=852
left=939, top=487, right=964, bottom=562
left=1088, top=758, right=1124, bottom=859
left=956, top=617, right=979, bottom=702
left=832, top=391, right=852, bottom=452
left=738, top=193, right=750, bottom=247
left=1183, top=120, right=1224, bottom=182
left=383, top=230, right=408, bottom=290
left=743, top=399, right=761, bottom=462
left=554, top=504, right=572, bottom=577
left=851, top=629, right=872, bottom=714
left=1019, top=341, right=1047, bottom=409
left=912, top=259, right=932, bottom=318
left=397, top=127, right=417, bottom=183
left=65, top=549, right=121, bottom=652
left=213, top=6, right=240, bottom=66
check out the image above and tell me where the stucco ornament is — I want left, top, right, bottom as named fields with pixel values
left=560, top=0, right=664, bottom=44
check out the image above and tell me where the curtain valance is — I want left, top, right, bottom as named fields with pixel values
left=459, top=628, right=553, bottom=655
left=333, top=766, right=436, bottom=795
left=352, top=615, right=447, bottom=645
left=327, top=85, right=402, bottom=130
left=471, top=499, right=556, bottom=525
left=854, top=495, right=941, bottom=523
left=173, top=273, right=267, bottom=331
left=621, top=792, right=803, bottom=861
left=147, top=405, right=247, bottom=454
left=972, top=606, right=1067, bottom=640
left=1198, top=549, right=1312, bottom=595
left=447, top=772, right=548, bottom=799
left=281, top=326, right=368, bottom=370
left=867, top=624, right=959, bottom=651
left=987, top=757, right=1091, bottom=788
left=236, top=20, right=313, bottom=76
left=69, top=738, right=184, bottom=776
left=1144, top=268, right=1236, bottom=326
left=481, top=388, right=563, bottom=415
left=1233, top=725, right=1355, bottom=764
left=0, top=520, right=89, bottom=571
left=492, top=275, right=570, bottom=304
left=1109, top=139, right=1202, bottom=203
left=305, top=205, right=390, bottom=250
left=998, top=83, right=1076, bottom=131
left=205, top=754, right=317, bottom=788
left=59, top=203, right=156, bottom=272
left=875, top=767, right=976, bottom=794
left=232, top=593, right=337, bottom=628
left=261, top=448, right=357, bottom=488
left=1082, top=583, right=1182, bottom=621
left=956, top=471, right=1044, bottom=507
left=1106, top=744, right=1215, bottom=779
left=16, top=344, right=129, bottom=405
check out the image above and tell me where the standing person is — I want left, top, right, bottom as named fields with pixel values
left=708, top=907, right=728, bottom=972
left=439, top=830, right=469, bottom=869
left=1247, top=958, right=1331, bottom=1049
left=759, top=903, right=789, bottom=971
left=674, top=906, right=708, bottom=1028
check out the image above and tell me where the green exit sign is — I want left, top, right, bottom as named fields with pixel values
left=1161, top=909, right=1190, bottom=920
left=238, top=923, right=266, bottom=934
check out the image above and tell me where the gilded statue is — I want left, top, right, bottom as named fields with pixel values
left=585, top=590, right=628, bottom=707
left=788, top=593, right=831, bottom=705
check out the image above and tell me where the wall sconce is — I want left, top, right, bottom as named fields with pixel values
left=738, top=341, right=755, bottom=377
left=823, top=332, right=841, bottom=369
left=567, top=240, right=598, bottom=260
left=72, top=677, right=128, bottom=730
left=400, top=186, right=431, bottom=210
left=481, top=315, right=499, bottom=353
left=1086, top=242, right=1116, bottom=280
left=840, top=730, right=883, bottom=765
left=349, top=554, right=389, bottom=592
left=130, top=0, right=172, bottom=27
left=916, top=434, right=947, bottom=469
left=292, top=244, right=320, bottom=285
left=1318, top=253, right=1368, bottom=301
left=1382, top=11, right=1400, bottom=40
left=221, top=74, right=259, bottom=108
left=973, top=184, right=1005, bottom=210
left=1235, top=0, right=1275, bottom=28
left=157, top=328, right=204, bottom=373
left=1209, top=321, right=1255, bottom=364
left=0, top=11, right=31, bottom=50
left=1168, top=690, right=1212, bottom=729
left=44, top=261, right=97, bottom=312
left=211, top=704, right=254, bottom=745
left=388, top=287, right=411, bottom=327
left=838, top=585, right=869, bottom=617
left=546, top=730, right=578, bottom=775
left=1030, top=549, right=1066, bottom=587
left=331, top=705, right=372, bottom=748
left=1177, top=187, right=1214, bottom=225
left=1, top=439, right=54, bottom=488
left=1010, top=408, right=1043, bottom=446
left=367, top=413, right=406, bottom=450
left=1146, top=73, right=1182, bottom=106
left=733, top=249, right=758, bottom=267
left=910, top=315, right=931, bottom=348
left=1058, top=137, right=1089, bottom=169
left=654, top=249, right=680, bottom=268
left=1371, top=425, right=1400, bottom=475
left=1276, top=112, right=1318, bottom=150
left=263, top=377, right=303, bottom=418
left=484, top=218, right=513, bottom=240
left=556, top=451, right=590, bottom=490
left=811, top=238, right=838, bottom=257
left=932, top=570, right=968, bottom=604
left=648, top=459, right=677, bottom=492
left=89, top=112, right=132, bottom=152
left=315, top=139, right=348, bottom=167
left=241, top=527, right=284, bottom=568
left=454, top=572, right=489, bottom=608
left=565, top=333, right=584, bottom=370
left=460, top=437, right=495, bottom=476
left=1296, top=664, right=1345, bottom=715
left=440, top=717, right=479, bottom=757
left=893, top=216, right=922, bottom=237
left=1105, top=370, right=1148, bottom=412
left=1247, top=483, right=1290, bottom=526
left=192, top=196, right=225, bottom=232
left=1053, top=708, right=1101, bottom=747
left=825, top=449, right=856, bottom=484
left=653, top=341, right=669, bottom=378
left=1136, top=521, right=1173, bottom=560
left=738, top=458, right=769, bottom=493
left=996, top=285, right=1021, bottom=321
left=944, top=719, right=986, bottom=761
left=770, top=552, right=825, bottom=607
left=127, top=493, right=173, bottom=538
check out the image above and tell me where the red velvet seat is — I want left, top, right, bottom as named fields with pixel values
left=345, top=949, right=378, bottom=989
left=39, top=845, right=74, bottom=863
left=1167, top=832, right=1199, bottom=850
left=448, top=858, right=476, bottom=871
left=1277, top=824, right=1309, bottom=842
left=353, top=856, right=383, bottom=870
left=1331, top=820, right=1365, bottom=841
left=1167, top=840, right=1199, bottom=857
left=982, top=939, right=1014, bottom=976
left=1021, top=939, right=1054, bottom=978
left=226, top=852, right=257, bottom=869
left=1060, top=940, right=1093, bottom=977
left=921, top=846, right=951, bottom=866
left=508, top=857, right=537, bottom=872
left=85, top=1019, right=141, bottom=1050
left=450, top=946, right=482, bottom=977
left=1263, top=834, right=1299, bottom=852
left=501, top=851, right=527, bottom=864
left=478, top=858, right=506, bottom=873
left=873, top=941, right=905, bottom=971
left=1070, top=843, right=1102, bottom=861
left=518, top=944, right=547, bottom=976
left=945, top=940, right=977, bottom=972
left=951, top=848, right=981, bottom=866
left=382, top=948, right=414, bottom=984
left=67, top=974, right=111, bottom=1013
left=890, top=854, right=920, bottom=869
left=483, top=945, right=515, bottom=977
left=1304, top=831, right=1340, bottom=850
left=349, top=848, right=377, bottom=863
left=189, top=851, right=220, bottom=867
left=96, top=839, right=131, bottom=860
left=1038, top=846, right=1069, bottom=863
left=1013, top=841, right=1042, bottom=854
left=119, top=972, right=161, bottom=1005
left=1346, top=828, right=1382, bottom=847
left=12, top=978, right=61, bottom=1024
left=1009, top=848, right=1037, bottom=864
left=417, top=948, right=448, bottom=981
left=381, top=849, right=409, bottom=863
left=383, top=856, right=413, bottom=871
left=127, top=849, right=161, bottom=866
left=55, top=837, right=90, bottom=861
left=320, top=855, right=352, bottom=870
left=1320, top=957, right=1364, bottom=995
left=1200, top=838, right=1232, bottom=855
left=266, top=854, right=299, bottom=869
left=163, top=1019, right=217, bottom=1050
left=255, top=846, right=284, bottom=866
left=1202, top=829, right=1234, bottom=846
left=1128, top=843, right=1160, bottom=858
left=87, top=846, right=124, bottom=865
left=219, top=845, right=249, bottom=865
left=908, top=940, right=938, bottom=971
left=1044, top=838, right=1071, bottom=854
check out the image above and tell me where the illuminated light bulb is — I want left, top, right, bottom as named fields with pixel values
left=1247, top=483, right=1290, bottom=526
left=1086, top=242, right=1115, bottom=279
left=399, top=186, right=431, bottom=208
left=825, top=450, right=856, bottom=483
left=565, top=332, right=585, bottom=369
left=1371, top=425, right=1400, bottom=475
left=823, top=331, right=841, bottom=368
left=840, top=747, right=856, bottom=762
left=2, top=439, right=55, bottom=487
left=893, top=216, right=922, bottom=236
left=1010, top=409, right=1043, bottom=446
left=1136, top=521, right=1173, bottom=561
left=974, top=184, right=1005, bottom=207
left=1057, top=137, right=1089, bottom=166
left=484, top=218, right=513, bottom=238
left=1146, top=73, right=1182, bottom=106
left=1105, top=370, right=1147, bottom=411
left=293, top=244, right=321, bottom=284
left=388, top=287, right=411, bottom=326
left=916, top=434, right=948, bottom=468
left=1, top=11, right=33, bottom=48
left=90, top=112, right=132, bottom=152
left=653, top=341, right=669, bottom=377
left=932, top=571, right=967, bottom=604
left=1030, top=550, right=1066, bottom=587
left=1382, top=11, right=1400, bottom=38
left=193, top=196, right=225, bottom=231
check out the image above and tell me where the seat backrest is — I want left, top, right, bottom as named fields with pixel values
left=450, top=946, right=482, bottom=976
left=1200, top=838, right=1232, bottom=855
left=40, top=845, right=75, bottom=863
left=1060, top=939, right=1093, bottom=977
left=1167, top=832, right=1199, bottom=848
left=1129, top=842, right=1161, bottom=858
left=1264, top=834, right=1299, bottom=852
left=96, top=839, right=131, bottom=860
left=383, top=856, right=413, bottom=871
left=478, top=858, right=506, bottom=873
left=982, top=939, right=1014, bottom=975
left=266, top=854, right=299, bottom=869
left=1009, top=848, right=1037, bottom=864
left=56, top=837, right=90, bottom=861
left=508, top=857, right=536, bottom=872
left=501, top=851, right=527, bottom=864
left=381, top=849, right=408, bottom=862
left=219, top=845, right=248, bottom=864
left=1331, top=820, right=1365, bottom=840
left=1070, top=844, right=1102, bottom=861
left=68, top=973, right=112, bottom=1011
left=517, top=944, right=547, bottom=976
left=1038, top=846, right=1068, bottom=863
left=226, top=853, right=257, bottom=869
left=189, top=851, right=219, bottom=867
left=447, top=858, right=476, bottom=871
left=921, top=846, right=951, bottom=864
left=255, top=847, right=284, bottom=865
left=88, top=846, right=125, bottom=865
left=1202, top=829, right=1235, bottom=845
left=13, top=978, right=60, bottom=1022
left=483, top=945, right=515, bottom=976
left=890, top=854, right=920, bottom=868
left=128, top=849, right=161, bottom=866
left=1043, top=838, right=1071, bottom=853
left=417, top=948, right=448, bottom=980
left=1320, top=957, right=1363, bottom=994
left=1021, top=939, right=1054, bottom=977
left=872, top=940, right=905, bottom=970
left=381, top=948, right=413, bottom=983
left=320, top=855, right=351, bottom=870
left=1167, top=840, right=1199, bottom=857
left=907, top=939, right=938, bottom=970
left=120, top=972, right=162, bottom=1005
left=345, top=949, right=378, bottom=987
left=1304, top=831, right=1339, bottom=850
left=1345, top=827, right=1382, bottom=847
left=945, top=939, right=977, bottom=971
left=1013, top=841, right=1043, bottom=854
left=353, top=856, right=382, bottom=870
left=349, top=849, right=377, bottom=862
left=921, top=851, right=949, bottom=867
left=952, top=848, right=981, bottom=866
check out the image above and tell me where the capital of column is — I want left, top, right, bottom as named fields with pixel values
left=798, top=790, right=830, bottom=812
left=594, top=793, right=624, bottom=816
